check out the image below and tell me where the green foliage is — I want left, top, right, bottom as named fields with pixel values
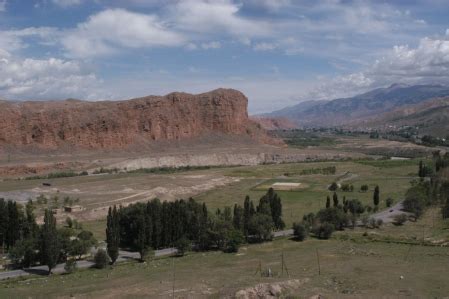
left=297, top=166, right=336, bottom=176
left=175, top=237, right=191, bottom=256
left=312, top=223, right=334, bottom=239
left=25, top=170, right=88, bottom=180
left=94, top=249, right=110, bottom=269
left=8, top=238, right=38, bottom=268
left=373, top=186, right=380, bottom=206
left=64, top=259, right=77, bottom=273
left=328, top=182, right=338, bottom=191
left=316, top=207, right=348, bottom=230
left=292, top=223, right=307, bottom=241
left=41, top=210, right=61, bottom=274
left=106, top=206, right=120, bottom=264
left=393, top=214, right=408, bottom=226
left=386, top=197, right=394, bottom=208
left=127, top=165, right=213, bottom=174
left=403, top=184, right=427, bottom=218
left=248, top=213, right=273, bottom=242
left=360, top=185, right=369, bottom=192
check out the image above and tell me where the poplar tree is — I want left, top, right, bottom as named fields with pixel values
left=106, top=206, right=120, bottom=264
left=41, top=209, right=60, bottom=275
left=333, top=192, right=339, bottom=207
left=326, top=196, right=331, bottom=208
left=373, top=186, right=380, bottom=206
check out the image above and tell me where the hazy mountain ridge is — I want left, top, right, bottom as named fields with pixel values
left=269, top=84, right=449, bottom=127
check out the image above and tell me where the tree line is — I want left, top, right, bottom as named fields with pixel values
left=0, top=199, right=96, bottom=274
left=106, top=188, right=285, bottom=262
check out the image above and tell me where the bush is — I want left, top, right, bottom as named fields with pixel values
left=94, top=249, right=110, bottom=269
left=328, top=182, right=338, bottom=191
left=360, top=185, right=369, bottom=192
left=393, top=214, right=408, bottom=226
left=403, top=185, right=427, bottom=218
left=175, top=237, right=191, bottom=256
left=376, top=219, right=383, bottom=228
left=386, top=198, right=394, bottom=208
left=224, top=229, right=244, bottom=253
left=312, top=223, right=334, bottom=239
left=316, top=207, right=348, bottom=230
left=64, top=259, right=77, bottom=273
left=292, top=223, right=308, bottom=241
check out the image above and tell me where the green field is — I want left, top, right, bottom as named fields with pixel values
left=2, top=158, right=447, bottom=298
left=196, top=160, right=418, bottom=227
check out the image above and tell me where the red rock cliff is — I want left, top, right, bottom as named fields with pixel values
left=0, top=88, right=267, bottom=150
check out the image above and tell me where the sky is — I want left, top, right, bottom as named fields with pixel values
left=0, top=0, right=449, bottom=114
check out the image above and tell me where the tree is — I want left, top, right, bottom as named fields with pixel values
left=175, top=236, right=190, bottom=256
left=94, top=249, right=110, bottom=269
left=386, top=197, right=394, bottom=208
left=373, top=186, right=380, bottom=206
left=292, top=223, right=307, bottom=241
left=9, top=238, right=37, bottom=268
left=329, top=182, right=338, bottom=191
left=333, top=192, right=339, bottom=207
left=106, top=206, right=120, bottom=264
left=419, top=160, right=424, bottom=178
left=223, top=229, right=244, bottom=253
left=360, top=185, right=369, bottom=192
left=403, top=185, right=426, bottom=218
left=316, top=207, right=348, bottom=230
left=248, top=213, right=273, bottom=242
left=312, top=223, right=334, bottom=239
left=40, top=210, right=60, bottom=275
left=243, top=196, right=254, bottom=238
left=326, top=196, right=330, bottom=208
left=393, top=214, right=408, bottom=226
left=233, top=204, right=244, bottom=231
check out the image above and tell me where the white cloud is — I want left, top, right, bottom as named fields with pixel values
left=52, top=0, right=83, bottom=7
left=62, top=8, right=186, bottom=58
left=0, top=57, right=103, bottom=100
left=201, top=41, right=221, bottom=49
left=253, top=42, right=277, bottom=51
left=297, top=32, right=449, bottom=103
left=172, top=0, right=272, bottom=38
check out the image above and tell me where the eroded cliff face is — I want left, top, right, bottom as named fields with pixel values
left=0, top=89, right=267, bottom=150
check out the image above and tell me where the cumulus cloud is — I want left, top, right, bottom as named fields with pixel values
left=0, top=57, right=103, bottom=100
left=62, top=8, right=186, bottom=58
left=171, top=0, right=272, bottom=38
left=300, top=32, right=449, bottom=102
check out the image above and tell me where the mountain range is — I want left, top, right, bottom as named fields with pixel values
left=268, top=84, right=449, bottom=132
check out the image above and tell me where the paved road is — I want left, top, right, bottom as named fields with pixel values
left=0, top=248, right=177, bottom=281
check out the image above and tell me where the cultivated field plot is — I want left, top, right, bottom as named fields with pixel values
left=0, top=169, right=239, bottom=222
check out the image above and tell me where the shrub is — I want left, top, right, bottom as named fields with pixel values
left=292, top=223, right=308, bottom=241
left=386, top=198, right=394, bottom=208
left=312, top=223, right=334, bottom=239
left=393, top=214, right=408, bottom=226
left=316, top=207, right=348, bottom=230
left=94, top=249, right=110, bottom=269
left=360, top=185, right=369, bottom=192
left=328, top=182, right=338, bottom=191
left=64, top=259, right=77, bottom=273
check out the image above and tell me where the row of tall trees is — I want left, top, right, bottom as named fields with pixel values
left=1, top=198, right=96, bottom=274
left=107, top=188, right=285, bottom=261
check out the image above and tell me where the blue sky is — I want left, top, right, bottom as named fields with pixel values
left=1, top=0, right=449, bottom=114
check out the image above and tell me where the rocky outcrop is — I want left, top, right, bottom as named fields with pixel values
left=0, top=89, right=271, bottom=151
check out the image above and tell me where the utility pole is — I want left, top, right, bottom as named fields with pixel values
left=315, top=249, right=321, bottom=275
